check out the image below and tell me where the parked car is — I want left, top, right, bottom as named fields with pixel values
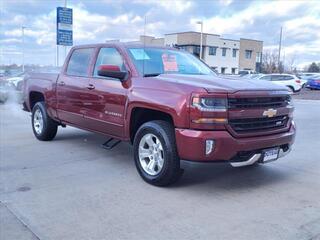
left=306, top=74, right=320, bottom=90
left=0, top=80, right=15, bottom=103
left=241, top=73, right=265, bottom=80
left=23, top=43, right=295, bottom=186
left=296, top=72, right=320, bottom=87
left=296, top=72, right=319, bottom=79
left=6, top=72, right=25, bottom=89
left=238, top=70, right=256, bottom=76
left=256, top=74, right=302, bottom=92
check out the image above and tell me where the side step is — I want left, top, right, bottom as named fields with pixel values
left=101, top=138, right=121, bottom=150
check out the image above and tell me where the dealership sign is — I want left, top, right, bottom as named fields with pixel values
left=56, top=7, right=73, bottom=46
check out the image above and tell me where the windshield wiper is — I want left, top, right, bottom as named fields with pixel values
left=143, top=73, right=161, bottom=77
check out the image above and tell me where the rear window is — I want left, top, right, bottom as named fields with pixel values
left=66, top=48, right=94, bottom=77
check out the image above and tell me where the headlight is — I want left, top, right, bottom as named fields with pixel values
left=192, top=97, right=227, bottom=112
left=286, top=95, right=294, bottom=107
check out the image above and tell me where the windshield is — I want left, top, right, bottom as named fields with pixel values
left=127, top=47, right=215, bottom=76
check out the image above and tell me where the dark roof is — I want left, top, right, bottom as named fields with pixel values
left=71, top=42, right=176, bottom=50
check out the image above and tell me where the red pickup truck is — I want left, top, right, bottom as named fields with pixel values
left=23, top=43, right=295, bottom=186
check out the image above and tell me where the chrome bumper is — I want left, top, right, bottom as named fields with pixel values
left=230, top=147, right=291, bottom=167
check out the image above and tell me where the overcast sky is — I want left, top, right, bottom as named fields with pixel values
left=1, top=0, right=319, bottom=68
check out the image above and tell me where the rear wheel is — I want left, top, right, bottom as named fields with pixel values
left=32, top=102, right=58, bottom=141
left=133, top=120, right=182, bottom=186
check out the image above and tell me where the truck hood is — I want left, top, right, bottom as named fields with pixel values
left=156, top=74, right=288, bottom=93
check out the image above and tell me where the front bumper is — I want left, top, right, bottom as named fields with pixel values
left=175, top=122, right=296, bottom=162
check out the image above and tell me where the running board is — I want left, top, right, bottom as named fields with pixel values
left=101, top=138, right=121, bottom=150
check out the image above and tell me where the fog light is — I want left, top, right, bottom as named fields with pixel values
left=205, top=140, right=215, bottom=155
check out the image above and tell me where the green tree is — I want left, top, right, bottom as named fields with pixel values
left=308, top=62, right=320, bottom=72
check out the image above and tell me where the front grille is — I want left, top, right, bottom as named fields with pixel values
left=228, top=96, right=289, bottom=109
left=229, top=115, right=289, bottom=133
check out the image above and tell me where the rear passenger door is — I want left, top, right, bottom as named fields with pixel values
left=56, top=48, right=95, bottom=127
left=84, top=47, right=129, bottom=138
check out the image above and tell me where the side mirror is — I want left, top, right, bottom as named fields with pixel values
left=97, top=65, right=127, bottom=81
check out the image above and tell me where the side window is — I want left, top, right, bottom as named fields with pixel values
left=271, top=75, right=282, bottom=81
left=283, top=76, right=294, bottom=80
left=260, top=75, right=271, bottom=81
left=66, top=48, right=94, bottom=77
left=93, top=48, right=126, bottom=77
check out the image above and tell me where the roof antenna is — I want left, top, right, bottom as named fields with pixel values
left=142, top=15, right=146, bottom=77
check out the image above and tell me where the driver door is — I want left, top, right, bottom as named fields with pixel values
left=84, top=47, right=129, bottom=138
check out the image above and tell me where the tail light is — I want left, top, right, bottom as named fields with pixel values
left=316, top=80, right=320, bottom=83
left=295, top=79, right=301, bottom=84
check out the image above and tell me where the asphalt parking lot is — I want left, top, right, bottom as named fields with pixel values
left=1, top=100, right=320, bottom=240
left=293, top=88, right=320, bottom=100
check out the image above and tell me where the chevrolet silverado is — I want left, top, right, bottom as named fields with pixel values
left=23, top=43, right=296, bottom=186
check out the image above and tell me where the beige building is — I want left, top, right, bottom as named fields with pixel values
left=239, top=38, right=263, bottom=72
left=133, top=35, right=165, bottom=46
left=132, top=31, right=263, bottom=74
left=164, top=32, right=240, bottom=74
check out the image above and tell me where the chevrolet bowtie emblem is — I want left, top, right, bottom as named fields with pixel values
left=263, top=108, right=277, bottom=118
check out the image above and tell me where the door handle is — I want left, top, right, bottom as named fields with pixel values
left=58, top=81, right=65, bottom=86
left=87, top=84, right=95, bottom=90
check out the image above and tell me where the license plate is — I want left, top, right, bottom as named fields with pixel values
left=263, top=148, right=279, bottom=163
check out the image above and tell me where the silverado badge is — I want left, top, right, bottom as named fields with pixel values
left=263, top=108, right=277, bottom=118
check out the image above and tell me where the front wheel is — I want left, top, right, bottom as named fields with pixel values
left=133, top=120, right=182, bottom=186
left=32, top=102, right=58, bottom=141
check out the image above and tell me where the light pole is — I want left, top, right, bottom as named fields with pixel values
left=21, top=26, right=26, bottom=72
left=64, top=0, right=67, bottom=60
left=196, top=21, right=203, bottom=60
left=278, top=26, right=283, bottom=72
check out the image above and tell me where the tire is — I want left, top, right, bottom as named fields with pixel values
left=32, top=101, right=58, bottom=141
left=133, top=120, right=182, bottom=186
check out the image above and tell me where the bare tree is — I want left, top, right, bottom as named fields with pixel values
left=262, top=50, right=279, bottom=73
left=286, top=54, right=296, bottom=73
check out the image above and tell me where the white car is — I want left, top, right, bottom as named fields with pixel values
left=256, top=74, right=302, bottom=92
left=6, top=73, right=25, bottom=89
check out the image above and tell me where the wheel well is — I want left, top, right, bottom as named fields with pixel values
left=286, top=85, right=294, bottom=92
left=29, top=92, right=44, bottom=110
left=130, top=107, right=174, bottom=143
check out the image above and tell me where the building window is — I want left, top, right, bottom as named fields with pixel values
left=232, top=49, right=237, bottom=58
left=179, top=46, right=188, bottom=51
left=256, top=52, right=261, bottom=62
left=232, top=68, right=237, bottom=74
left=222, top=48, right=227, bottom=57
left=245, top=50, right=252, bottom=59
left=209, top=47, right=217, bottom=56
left=193, top=46, right=200, bottom=57
left=221, top=67, right=226, bottom=74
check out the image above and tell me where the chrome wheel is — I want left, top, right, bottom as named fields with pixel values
left=138, top=133, right=164, bottom=175
left=33, top=108, right=43, bottom=135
